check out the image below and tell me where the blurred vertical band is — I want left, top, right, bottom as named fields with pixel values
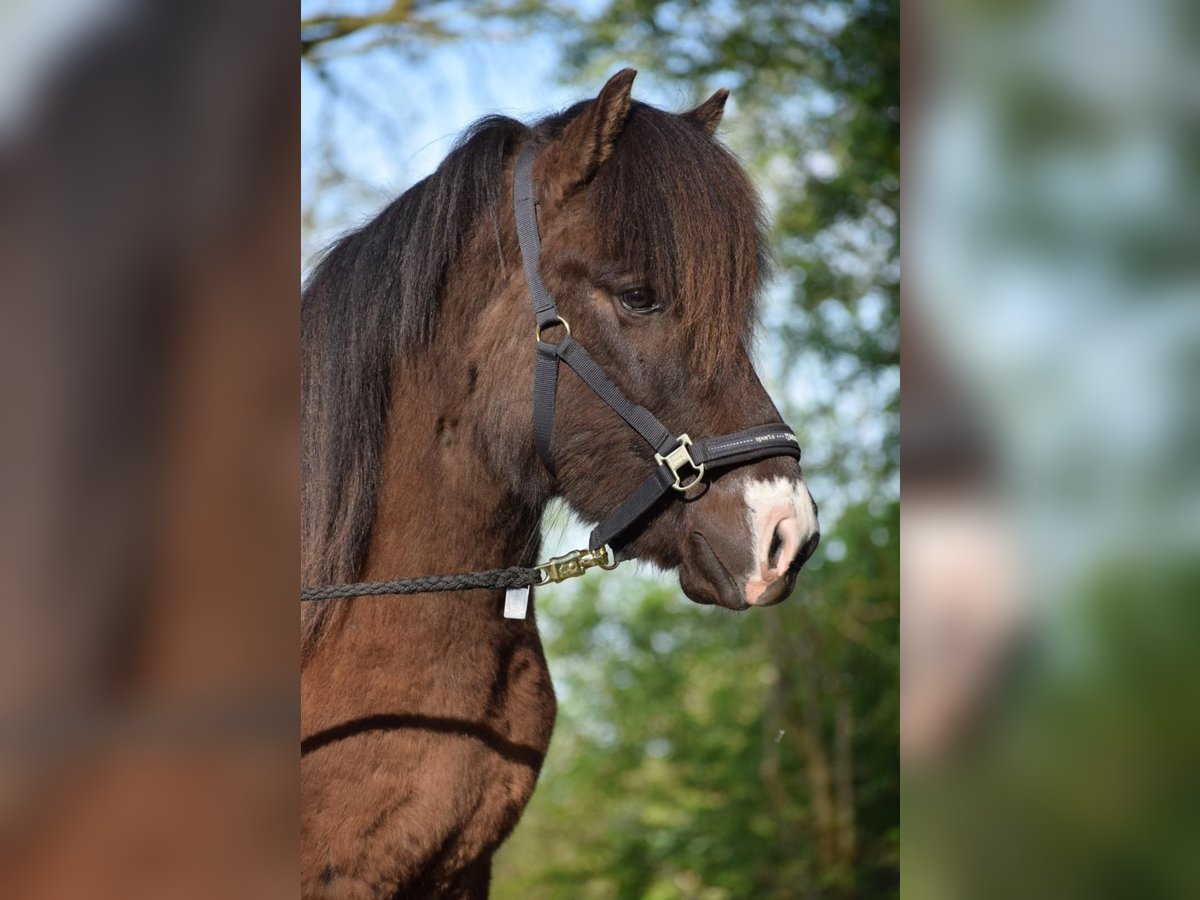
left=904, top=0, right=1200, bottom=895
left=0, top=1, right=297, bottom=897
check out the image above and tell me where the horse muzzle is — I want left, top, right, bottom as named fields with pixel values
left=677, top=475, right=819, bottom=610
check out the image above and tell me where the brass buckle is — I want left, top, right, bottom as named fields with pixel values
left=535, top=544, right=619, bottom=585
left=655, top=434, right=706, bottom=491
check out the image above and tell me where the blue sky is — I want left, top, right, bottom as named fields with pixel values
left=301, top=9, right=696, bottom=269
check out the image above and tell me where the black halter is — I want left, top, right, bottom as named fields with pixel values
left=512, top=143, right=802, bottom=558
left=300, top=142, right=804, bottom=604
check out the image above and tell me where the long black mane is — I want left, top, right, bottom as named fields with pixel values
left=302, top=100, right=766, bottom=654
left=302, top=115, right=526, bottom=648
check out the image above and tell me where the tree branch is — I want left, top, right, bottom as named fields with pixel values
left=301, top=1, right=446, bottom=59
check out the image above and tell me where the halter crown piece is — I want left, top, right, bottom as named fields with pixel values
left=300, top=141, right=804, bottom=606
left=512, top=142, right=803, bottom=577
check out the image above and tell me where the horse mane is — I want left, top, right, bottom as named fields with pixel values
left=302, top=101, right=767, bottom=656
left=301, top=115, right=527, bottom=652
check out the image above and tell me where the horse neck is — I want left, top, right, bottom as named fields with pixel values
left=356, top=217, right=547, bottom=597
left=362, top=356, right=544, bottom=589
left=303, top=225, right=548, bottom=691
left=301, top=303, right=548, bottom=695
left=301, top=327, right=552, bottom=743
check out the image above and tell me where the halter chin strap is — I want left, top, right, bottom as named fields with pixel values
left=513, top=143, right=802, bottom=556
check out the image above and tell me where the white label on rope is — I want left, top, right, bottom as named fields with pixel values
left=503, top=586, right=530, bottom=619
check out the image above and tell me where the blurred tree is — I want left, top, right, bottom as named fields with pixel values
left=300, top=1, right=564, bottom=268
left=494, top=501, right=898, bottom=899
left=301, top=1, right=553, bottom=60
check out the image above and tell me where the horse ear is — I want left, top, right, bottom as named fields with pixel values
left=543, top=68, right=636, bottom=194
left=686, top=88, right=729, bottom=135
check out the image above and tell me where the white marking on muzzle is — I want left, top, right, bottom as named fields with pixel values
left=743, top=476, right=819, bottom=604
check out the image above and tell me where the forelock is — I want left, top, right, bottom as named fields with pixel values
left=582, top=102, right=769, bottom=375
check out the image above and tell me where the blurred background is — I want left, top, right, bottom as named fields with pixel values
left=1, top=1, right=297, bottom=898
left=904, top=0, right=1200, bottom=897
left=303, top=2, right=899, bottom=897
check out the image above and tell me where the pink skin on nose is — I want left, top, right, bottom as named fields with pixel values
left=745, top=509, right=802, bottom=605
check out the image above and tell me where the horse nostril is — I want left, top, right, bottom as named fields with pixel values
left=762, top=515, right=801, bottom=576
left=794, top=531, right=821, bottom=570
left=768, top=524, right=784, bottom=569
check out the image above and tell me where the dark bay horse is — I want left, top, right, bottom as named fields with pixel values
left=301, top=70, right=819, bottom=899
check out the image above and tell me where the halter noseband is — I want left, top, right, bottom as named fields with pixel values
left=513, top=143, right=803, bottom=568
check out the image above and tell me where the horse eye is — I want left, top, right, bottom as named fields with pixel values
left=618, top=287, right=660, bottom=314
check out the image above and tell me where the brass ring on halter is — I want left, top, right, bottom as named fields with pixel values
left=535, top=316, right=571, bottom=342
left=599, top=544, right=620, bottom=570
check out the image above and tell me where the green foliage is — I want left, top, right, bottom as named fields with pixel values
left=494, top=501, right=899, bottom=898
left=904, top=558, right=1200, bottom=899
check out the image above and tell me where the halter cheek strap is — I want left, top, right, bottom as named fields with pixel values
left=513, top=143, right=802, bottom=556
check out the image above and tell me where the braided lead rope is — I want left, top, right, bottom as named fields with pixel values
left=300, top=566, right=541, bottom=603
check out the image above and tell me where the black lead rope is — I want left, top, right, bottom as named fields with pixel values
left=301, top=550, right=613, bottom=603
left=301, top=568, right=541, bottom=603
left=300, top=140, right=803, bottom=603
